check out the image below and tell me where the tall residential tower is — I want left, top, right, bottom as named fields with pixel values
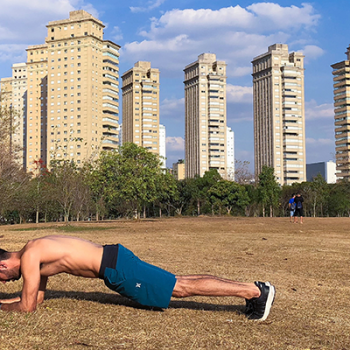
left=252, top=44, right=306, bottom=185
left=24, top=10, right=120, bottom=172
left=226, top=126, right=235, bottom=181
left=121, top=61, right=160, bottom=155
left=0, top=63, right=28, bottom=167
left=184, top=53, right=227, bottom=179
left=331, top=45, right=350, bottom=181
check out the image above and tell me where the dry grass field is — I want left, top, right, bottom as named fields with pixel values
left=0, top=217, right=349, bottom=350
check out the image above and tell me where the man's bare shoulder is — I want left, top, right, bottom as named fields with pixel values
left=21, top=235, right=102, bottom=259
left=25, top=235, right=102, bottom=247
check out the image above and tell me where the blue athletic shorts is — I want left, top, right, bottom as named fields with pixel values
left=99, top=244, right=176, bottom=309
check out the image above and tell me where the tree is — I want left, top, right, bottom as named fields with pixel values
left=234, top=160, right=253, bottom=184
left=208, top=180, right=249, bottom=215
left=48, top=160, right=84, bottom=222
left=25, top=159, right=52, bottom=223
left=195, top=169, right=222, bottom=215
left=328, top=180, right=350, bottom=217
left=176, top=178, right=199, bottom=215
left=244, top=184, right=259, bottom=217
left=92, top=143, right=164, bottom=218
left=309, top=174, right=329, bottom=217
left=71, top=164, right=92, bottom=221
left=154, top=171, right=179, bottom=217
left=257, top=166, right=281, bottom=217
left=0, top=101, right=28, bottom=218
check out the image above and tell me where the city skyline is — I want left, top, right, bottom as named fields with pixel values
left=0, top=0, right=347, bottom=171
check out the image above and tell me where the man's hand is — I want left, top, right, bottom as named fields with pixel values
left=0, top=297, right=21, bottom=304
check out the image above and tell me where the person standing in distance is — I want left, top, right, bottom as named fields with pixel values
left=288, top=194, right=296, bottom=223
left=293, top=193, right=304, bottom=224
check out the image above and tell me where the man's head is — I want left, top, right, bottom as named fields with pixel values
left=0, top=248, right=21, bottom=283
left=0, top=248, right=10, bottom=261
left=292, top=194, right=295, bottom=198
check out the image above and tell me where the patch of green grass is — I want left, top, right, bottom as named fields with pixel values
left=11, top=225, right=113, bottom=233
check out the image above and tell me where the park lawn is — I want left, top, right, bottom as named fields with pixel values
left=0, top=217, right=349, bottom=350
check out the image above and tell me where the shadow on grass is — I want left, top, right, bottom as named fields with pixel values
left=0, top=290, right=245, bottom=314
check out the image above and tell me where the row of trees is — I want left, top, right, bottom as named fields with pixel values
left=1, top=138, right=350, bottom=223
left=0, top=142, right=253, bottom=222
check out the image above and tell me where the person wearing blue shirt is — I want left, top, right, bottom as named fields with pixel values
left=288, top=194, right=296, bottom=222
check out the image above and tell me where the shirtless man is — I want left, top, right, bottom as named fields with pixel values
left=0, top=235, right=275, bottom=320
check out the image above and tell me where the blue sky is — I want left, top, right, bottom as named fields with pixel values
left=0, top=0, right=349, bottom=170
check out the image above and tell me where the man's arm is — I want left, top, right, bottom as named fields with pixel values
left=37, top=276, right=48, bottom=304
left=0, top=276, right=48, bottom=308
left=1, top=252, right=42, bottom=312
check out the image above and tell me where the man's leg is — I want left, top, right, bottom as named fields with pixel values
left=172, top=275, right=275, bottom=321
left=294, top=212, right=298, bottom=223
left=172, top=275, right=259, bottom=299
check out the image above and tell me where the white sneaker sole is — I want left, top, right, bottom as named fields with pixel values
left=260, top=282, right=275, bottom=321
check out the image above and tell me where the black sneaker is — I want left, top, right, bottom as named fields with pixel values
left=246, top=281, right=275, bottom=321
left=244, top=298, right=254, bottom=316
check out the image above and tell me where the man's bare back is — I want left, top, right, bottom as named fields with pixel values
left=29, top=235, right=103, bottom=278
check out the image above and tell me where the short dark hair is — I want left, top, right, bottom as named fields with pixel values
left=0, top=248, right=10, bottom=261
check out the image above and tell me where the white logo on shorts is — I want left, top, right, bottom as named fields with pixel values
left=136, top=283, right=141, bottom=288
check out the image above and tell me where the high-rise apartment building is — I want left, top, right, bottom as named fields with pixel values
left=159, top=124, right=166, bottom=168
left=331, top=45, right=350, bottom=181
left=172, top=160, right=185, bottom=180
left=252, top=44, right=306, bottom=185
left=0, top=63, right=28, bottom=167
left=184, top=53, right=227, bottom=179
left=118, top=123, right=123, bottom=146
left=226, top=126, right=235, bottom=181
left=121, top=61, right=160, bottom=155
left=23, top=10, right=120, bottom=172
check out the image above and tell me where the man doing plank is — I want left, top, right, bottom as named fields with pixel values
left=0, top=235, right=275, bottom=320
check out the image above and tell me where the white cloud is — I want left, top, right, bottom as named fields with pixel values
left=0, top=44, right=27, bottom=63
left=302, top=45, right=325, bottom=62
left=0, top=1, right=98, bottom=70
left=160, top=97, right=184, bottom=118
left=141, top=4, right=319, bottom=39
left=246, top=3, right=320, bottom=30
left=166, top=136, right=184, bottom=151
left=305, top=99, right=334, bottom=120
left=122, top=3, right=321, bottom=77
left=231, top=66, right=252, bottom=77
left=0, top=1, right=98, bottom=43
left=226, top=84, right=252, bottom=103
left=306, top=137, right=333, bottom=145
left=112, top=26, right=123, bottom=42
left=130, top=0, right=166, bottom=13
